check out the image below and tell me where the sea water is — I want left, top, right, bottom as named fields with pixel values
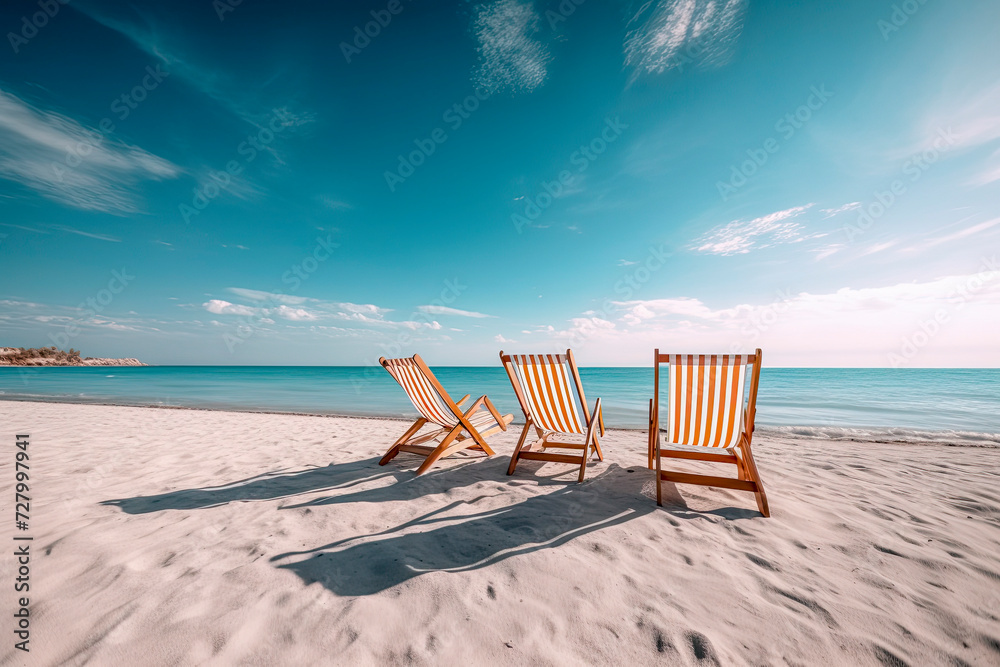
left=1, top=366, right=998, bottom=443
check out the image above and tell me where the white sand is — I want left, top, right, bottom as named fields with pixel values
left=2, top=400, right=999, bottom=665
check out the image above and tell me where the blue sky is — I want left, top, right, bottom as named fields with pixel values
left=1, top=0, right=998, bottom=366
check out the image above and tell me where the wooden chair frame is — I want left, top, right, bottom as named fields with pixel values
left=379, top=355, right=513, bottom=475
left=648, top=348, right=769, bottom=517
left=499, top=349, right=605, bottom=483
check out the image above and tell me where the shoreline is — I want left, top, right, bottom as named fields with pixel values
left=2, top=397, right=998, bottom=447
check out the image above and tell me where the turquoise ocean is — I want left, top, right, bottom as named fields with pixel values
left=1, top=367, right=998, bottom=444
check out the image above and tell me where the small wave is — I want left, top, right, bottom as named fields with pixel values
left=757, top=425, right=1000, bottom=447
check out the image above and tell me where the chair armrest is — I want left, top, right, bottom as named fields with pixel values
left=455, top=394, right=472, bottom=408
left=590, top=397, right=604, bottom=437
left=483, top=395, right=507, bottom=431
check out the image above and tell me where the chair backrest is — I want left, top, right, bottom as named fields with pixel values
left=654, top=351, right=761, bottom=448
left=380, top=355, right=459, bottom=427
left=499, top=350, right=587, bottom=435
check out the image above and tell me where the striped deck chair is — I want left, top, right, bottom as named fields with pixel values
left=499, top=349, right=604, bottom=483
left=648, top=349, right=769, bottom=517
left=379, top=355, right=513, bottom=475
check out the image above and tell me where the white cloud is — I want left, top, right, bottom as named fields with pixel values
left=473, top=0, right=551, bottom=94
left=202, top=290, right=456, bottom=339
left=203, top=300, right=257, bottom=316
left=541, top=266, right=1000, bottom=365
left=203, top=299, right=317, bottom=322
left=494, top=334, right=515, bottom=343
left=693, top=204, right=815, bottom=255
left=624, top=0, right=747, bottom=79
left=417, top=305, right=494, bottom=318
left=273, top=305, right=317, bottom=321
left=0, top=88, right=180, bottom=214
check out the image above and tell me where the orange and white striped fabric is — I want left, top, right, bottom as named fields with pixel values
left=383, top=360, right=458, bottom=426
left=509, top=354, right=584, bottom=434
left=665, top=354, right=749, bottom=448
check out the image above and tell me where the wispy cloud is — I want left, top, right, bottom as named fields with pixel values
left=692, top=204, right=815, bottom=255
left=417, top=305, right=494, bottom=318
left=813, top=244, right=844, bottom=260
left=214, top=289, right=448, bottom=332
left=75, top=5, right=315, bottom=140
left=624, top=0, right=747, bottom=79
left=903, top=217, right=1000, bottom=252
left=0, top=88, right=180, bottom=214
left=226, top=287, right=308, bottom=305
left=820, top=202, right=861, bottom=218
left=0, top=299, right=165, bottom=336
left=50, top=225, right=122, bottom=242
left=472, top=0, right=551, bottom=94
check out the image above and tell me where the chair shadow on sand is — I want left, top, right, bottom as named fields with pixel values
left=279, top=454, right=546, bottom=510
left=270, top=463, right=660, bottom=596
left=100, top=456, right=413, bottom=514
left=99, top=447, right=516, bottom=515
left=101, top=446, right=763, bottom=597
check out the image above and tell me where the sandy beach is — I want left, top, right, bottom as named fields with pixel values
left=2, top=400, right=999, bottom=665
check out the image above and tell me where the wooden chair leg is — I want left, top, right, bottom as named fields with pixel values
left=591, top=435, right=604, bottom=462
left=507, top=420, right=532, bottom=475
left=654, top=433, right=663, bottom=506
left=380, top=418, right=426, bottom=466
left=739, top=441, right=769, bottom=517
left=648, top=399, right=655, bottom=470
left=415, top=426, right=462, bottom=476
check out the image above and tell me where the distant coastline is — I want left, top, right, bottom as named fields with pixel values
left=0, top=346, right=145, bottom=367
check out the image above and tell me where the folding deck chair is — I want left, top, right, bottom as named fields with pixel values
left=499, top=349, right=604, bottom=483
left=648, top=349, right=769, bottom=516
left=379, top=354, right=513, bottom=475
